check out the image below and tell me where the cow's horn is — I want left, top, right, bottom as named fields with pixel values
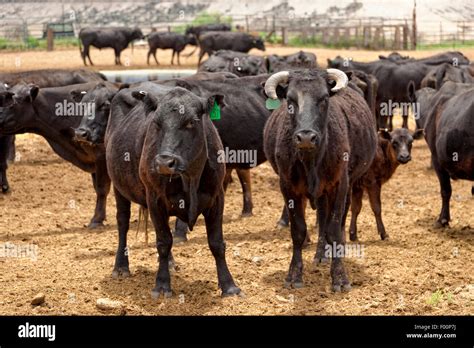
left=264, top=71, right=289, bottom=99
left=326, top=69, right=348, bottom=92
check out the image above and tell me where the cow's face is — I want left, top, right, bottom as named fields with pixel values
left=134, top=87, right=223, bottom=176
left=0, top=83, right=38, bottom=134
left=253, top=38, right=265, bottom=51
left=265, top=70, right=348, bottom=155
left=380, top=128, right=418, bottom=164
left=72, top=84, right=114, bottom=145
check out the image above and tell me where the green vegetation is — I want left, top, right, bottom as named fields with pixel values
left=417, top=40, right=474, bottom=50
left=0, top=36, right=79, bottom=51
left=426, top=289, right=454, bottom=306
left=173, top=11, right=232, bottom=34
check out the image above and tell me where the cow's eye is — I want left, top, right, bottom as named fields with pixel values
left=185, top=120, right=194, bottom=129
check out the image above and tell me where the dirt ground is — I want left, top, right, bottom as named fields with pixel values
left=1, top=44, right=474, bottom=71
left=0, top=46, right=473, bottom=315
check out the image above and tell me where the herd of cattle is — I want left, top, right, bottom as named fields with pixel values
left=0, top=27, right=473, bottom=297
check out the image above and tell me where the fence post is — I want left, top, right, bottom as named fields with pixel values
left=403, top=25, right=409, bottom=49
left=245, top=15, right=249, bottom=32
left=394, top=26, right=401, bottom=50
left=282, top=27, right=288, bottom=45
left=47, top=28, right=54, bottom=51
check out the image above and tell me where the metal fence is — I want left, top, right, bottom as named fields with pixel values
left=1, top=14, right=473, bottom=50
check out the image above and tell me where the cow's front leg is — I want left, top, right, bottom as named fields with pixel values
left=148, top=195, right=173, bottom=298
left=326, top=175, right=351, bottom=292
left=281, top=182, right=307, bottom=288
left=112, top=187, right=131, bottom=278
left=203, top=191, right=240, bottom=297
left=88, top=157, right=111, bottom=228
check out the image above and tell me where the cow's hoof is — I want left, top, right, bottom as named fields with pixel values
left=221, top=285, right=241, bottom=297
left=112, top=267, right=131, bottom=279
left=173, top=235, right=187, bottom=244
left=88, top=221, right=105, bottom=229
left=241, top=211, right=253, bottom=218
left=381, top=233, right=389, bottom=240
left=313, top=256, right=329, bottom=265
left=471, top=186, right=474, bottom=196
left=2, top=186, right=10, bottom=194
left=151, top=286, right=172, bottom=299
left=277, top=220, right=289, bottom=229
left=332, top=282, right=351, bottom=293
left=284, top=280, right=304, bottom=289
left=168, top=259, right=178, bottom=272
left=349, top=233, right=358, bottom=242
left=434, top=219, right=449, bottom=229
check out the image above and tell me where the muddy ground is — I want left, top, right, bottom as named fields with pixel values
left=0, top=47, right=473, bottom=315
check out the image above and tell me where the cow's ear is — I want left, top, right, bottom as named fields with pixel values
left=378, top=55, right=387, bottom=60
left=326, top=58, right=332, bottom=66
left=131, top=90, right=158, bottom=114
left=28, top=84, right=39, bottom=101
left=205, top=94, right=225, bottom=115
left=0, top=91, right=15, bottom=107
left=70, top=90, right=87, bottom=102
left=379, top=129, right=391, bottom=140
left=260, top=81, right=287, bottom=99
left=407, top=80, right=416, bottom=102
left=412, top=128, right=424, bottom=139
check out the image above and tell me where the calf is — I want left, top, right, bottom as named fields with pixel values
left=79, top=27, right=144, bottom=66
left=263, top=69, right=377, bottom=291
left=349, top=128, right=421, bottom=241
left=105, top=85, right=240, bottom=297
left=147, top=32, right=197, bottom=66
left=0, top=82, right=113, bottom=228
left=197, top=32, right=265, bottom=65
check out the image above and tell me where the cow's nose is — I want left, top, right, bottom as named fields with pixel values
left=156, top=154, right=178, bottom=174
left=295, top=130, right=318, bottom=149
left=74, top=128, right=89, bottom=140
left=398, top=154, right=411, bottom=164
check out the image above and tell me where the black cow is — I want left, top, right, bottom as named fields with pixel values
left=420, top=62, right=474, bottom=89
left=185, top=24, right=231, bottom=39
left=147, top=32, right=197, bottom=66
left=79, top=27, right=144, bottom=66
left=0, top=69, right=106, bottom=194
left=197, top=32, right=265, bottom=65
left=198, top=50, right=267, bottom=76
left=421, top=84, right=474, bottom=227
left=327, top=56, right=455, bottom=130
left=0, top=82, right=116, bottom=228
left=263, top=69, right=377, bottom=291
left=72, top=73, right=272, bottom=241
left=105, top=84, right=240, bottom=298
left=378, top=52, right=411, bottom=62
left=267, top=51, right=317, bottom=72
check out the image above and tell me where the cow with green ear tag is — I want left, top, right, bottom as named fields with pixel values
left=105, top=85, right=240, bottom=298
left=263, top=69, right=378, bottom=292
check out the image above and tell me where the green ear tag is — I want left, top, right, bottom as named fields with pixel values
left=209, top=100, right=221, bottom=120
left=266, top=98, right=281, bottom=110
